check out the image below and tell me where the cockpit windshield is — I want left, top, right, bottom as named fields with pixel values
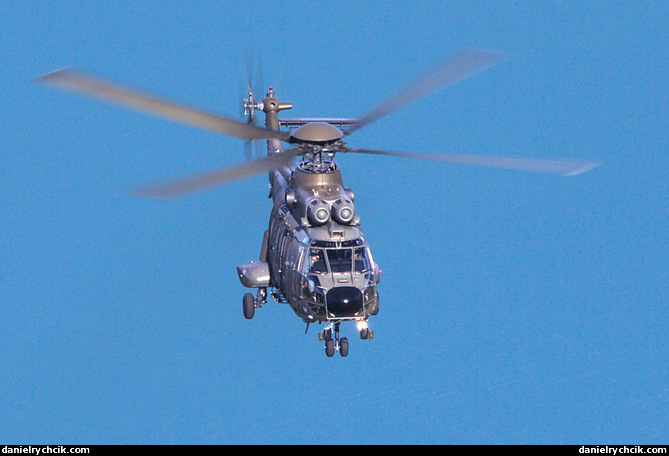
left=305, top=241, right=371, bottom=275
left=327, top=249, right=353, bottom=273
left=307, top=248, right=328, bottom=274
left=353, top=247, right=370, bottom=273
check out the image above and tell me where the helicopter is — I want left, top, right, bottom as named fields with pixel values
left=37, top=48, right=602, bottom=357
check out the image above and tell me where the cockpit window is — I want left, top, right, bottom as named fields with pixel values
left=353, top=247, right=370, bottom=272
left=306, top=243, right=370, bottom=275
left=307, top=248, right=328, bottom=274
left=327, top=249, right=353, bottom=273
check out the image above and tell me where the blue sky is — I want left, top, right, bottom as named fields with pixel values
left=1, top=0, right=667, bottom=444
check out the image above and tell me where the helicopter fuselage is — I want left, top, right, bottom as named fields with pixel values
left=237, top=158, right=380, bottom=324
left=271, top=161, right=379, bottom=321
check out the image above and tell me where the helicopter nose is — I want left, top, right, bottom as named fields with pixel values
left=326, top=286, right=363, bottom=317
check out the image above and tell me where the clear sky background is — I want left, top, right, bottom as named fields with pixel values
left=1, top=0, right=666, bottom=445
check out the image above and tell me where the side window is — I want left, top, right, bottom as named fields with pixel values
left=297, top=245, right=307, bottom=273
left=268, top=217, right=282, bottom=261
left=279, top=235, right=289, bottom=270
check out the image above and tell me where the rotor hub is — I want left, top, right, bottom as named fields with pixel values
left=290, top=122, right=344, bottom=145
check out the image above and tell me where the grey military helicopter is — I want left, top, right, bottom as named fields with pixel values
left=37, top=48, right=602, bottom=357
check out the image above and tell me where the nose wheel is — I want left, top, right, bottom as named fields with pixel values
left=319, top=320, right=371, bottom=357
left=320, top=322, right=348, bottom=357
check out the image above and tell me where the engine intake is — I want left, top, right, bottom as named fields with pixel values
left=307, top=199, right=330, bottom=226
left=332, top=198, right=355, bottom=225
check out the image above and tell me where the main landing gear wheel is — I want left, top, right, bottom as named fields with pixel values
left=242, top=293, right=255, bottom=319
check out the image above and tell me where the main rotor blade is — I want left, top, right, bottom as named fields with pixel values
left=347, top=48, right=509, bottom=134
left=36, top=68, right=290, bottom=141
left=344, top=148, right=603, bottom=176
left=131, top=149, right=302, bottom=199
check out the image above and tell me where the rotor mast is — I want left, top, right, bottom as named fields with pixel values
left=261, top=88, right=292, bottom=156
